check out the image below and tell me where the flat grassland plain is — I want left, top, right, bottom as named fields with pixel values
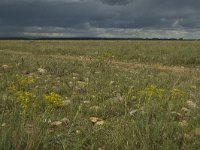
left=0, top=40, right=200, bottom=149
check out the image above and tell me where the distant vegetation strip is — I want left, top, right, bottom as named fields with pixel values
left=1, top=49, right=199, bottom=76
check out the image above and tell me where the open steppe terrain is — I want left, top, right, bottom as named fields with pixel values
left=0, top=40, right=200, bottom=149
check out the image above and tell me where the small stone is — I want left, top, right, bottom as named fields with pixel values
left=89, top=117, right=99, bottom=123
left=72, top=76, right=78, bottom=80
left=110, top=81, right=115, bottom=85
left=186, top=100, right=197, bottom=108
left=132, top=96, right=137, bottom=100
left=83, top=100, right=90, bottom=104
left=89, top=117, right=104, bottom=126
left=50, top=121, right=63, bottom=127
left=1, top=123, right=6, bottom=127
left=181, top=107, right=190, bottom=116
left=129, top=109, right=138, bottom=116
left=181, top=107, right=190, bottom=113
left=2, top=65, right=9, bottom=69
left=76, top=130, right=81, bottom=134
left=95, top=120, right=105, bottom=126
left=61, top=117, right=70, bottom=124
left=37, top=68, right=47, bottom=74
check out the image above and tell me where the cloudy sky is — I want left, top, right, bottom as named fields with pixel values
left=0, top=0, right=200, bottom=39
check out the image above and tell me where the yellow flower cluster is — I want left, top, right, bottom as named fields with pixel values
left=44, top=92, right=63, bottom=108
left=9, top=74, right=35, bottom=112
left=15, top=91, right=32, bottom=111
left=9, top=74, right=35, bottom=92
left=171, top=88, right=186, bottom=99
left=9, top=83, right=17, bottom=92
left=140, top=85, right=187, bottom=101
left=141, top=85, right=165, bottom=100
left=16, top=74, right=35, bottom=88
left=9, top=74, right=64, bottom=114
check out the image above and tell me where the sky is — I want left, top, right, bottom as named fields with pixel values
left=0, top=0, right=200, bottom=39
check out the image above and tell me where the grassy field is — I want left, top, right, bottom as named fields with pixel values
left=0, top=40, right=200, bottom=149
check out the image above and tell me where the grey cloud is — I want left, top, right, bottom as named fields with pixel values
left=21, top=26, right=200, bottom=39
left=0, top=1, right=112, bottom=27
left=99, top=0, right=134, bottom=5
left=0, top=0, right=200, bottom=38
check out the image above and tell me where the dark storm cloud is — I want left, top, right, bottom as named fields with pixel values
left=0, top=0, right=200, bottom=38
left=99, top=0, right=134, bottom=5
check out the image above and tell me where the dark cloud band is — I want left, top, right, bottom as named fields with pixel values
left=0, top=0, right=199, bottom=38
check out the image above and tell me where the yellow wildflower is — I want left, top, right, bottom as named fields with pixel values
left=15, top=91, right=32, bottom=111
left=44, top=92, right=63, bottom=108
left=171, top=88, right=186, bottom=99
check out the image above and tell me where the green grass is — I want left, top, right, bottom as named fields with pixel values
left=0, top=40, right=200, bottom=149
left=0, top=40, right=200, bottom=66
